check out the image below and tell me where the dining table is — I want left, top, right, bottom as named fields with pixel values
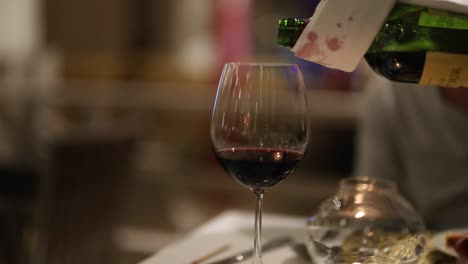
left=139, top=209, right=466, bottom=264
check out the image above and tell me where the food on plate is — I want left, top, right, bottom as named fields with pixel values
left=446, top=233, right=468, bottom=260
left=454, top=235, right=468, bottom=259
left=427, top=229, right=468, bottom=263
left=447, top=234, right=467, bottom=249
left=424, top=250, right=458, bottom=264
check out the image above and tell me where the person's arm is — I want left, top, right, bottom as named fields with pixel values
left=354, top=77, right=403, bottom=182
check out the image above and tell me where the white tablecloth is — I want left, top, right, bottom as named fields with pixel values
left=139, top=210, right=310, bottom=264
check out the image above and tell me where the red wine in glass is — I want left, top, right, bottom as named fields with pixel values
left=211, top=62, right=309, bottom=264
left=215, top=148, right=303, bottom=190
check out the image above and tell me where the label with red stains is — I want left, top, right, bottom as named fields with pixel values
left=325, top=37, right=343, bottom=51
left=295, top=31, right=326, bottom=62
left=419, top=51, right=468, bottom=88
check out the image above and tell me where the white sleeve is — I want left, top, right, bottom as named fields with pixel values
left=354, top=77, right=403, bottom=182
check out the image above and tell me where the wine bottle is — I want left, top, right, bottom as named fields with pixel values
left=278, top=3, right=468, bottom=88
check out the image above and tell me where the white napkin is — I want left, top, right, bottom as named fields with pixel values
left=292, top=0, right=468, bottom=72
left=292, top=0, right=396, bottom=72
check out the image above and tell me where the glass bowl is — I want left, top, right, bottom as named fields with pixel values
left=305, top=176, right=427, bottom=264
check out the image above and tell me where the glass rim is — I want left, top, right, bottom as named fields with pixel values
left=339, top=176, right=397, bottom=192
left=224, top=62, right=300, bottom=67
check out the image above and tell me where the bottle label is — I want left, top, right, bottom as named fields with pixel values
left=419, top=10, right=468, bottom=30
left=419, top=52, right=468, bottom=88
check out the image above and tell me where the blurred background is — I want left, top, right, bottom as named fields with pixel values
left=0, top=0, right=375, bottom=263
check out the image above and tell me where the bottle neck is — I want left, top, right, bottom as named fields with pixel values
left=277, top=18, right=308, bottom=48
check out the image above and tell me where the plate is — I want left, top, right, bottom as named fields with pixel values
left=139, top=231, right=309, bottom=264
left=139, top=232, right=251, bottom=264
left=138, top=210, right=309, bottom=264
left=431, top=228, right=468, bottom=257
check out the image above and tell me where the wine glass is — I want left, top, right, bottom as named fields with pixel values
left=210, top=62, right=309, bottom=263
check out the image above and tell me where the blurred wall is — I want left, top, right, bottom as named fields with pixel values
left=42, top=0, right=338, bottom=86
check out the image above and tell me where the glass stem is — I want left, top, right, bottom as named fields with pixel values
left=252, top=189, right=264, bottom=264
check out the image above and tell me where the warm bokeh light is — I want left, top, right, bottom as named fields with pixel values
left=354, top=211, right=366, bottom=219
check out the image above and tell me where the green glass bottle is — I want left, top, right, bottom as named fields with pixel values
left=278, top=3, right=468, bottom=88
left=277, top=18, right=308, bottom=48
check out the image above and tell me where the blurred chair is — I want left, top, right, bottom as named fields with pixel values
left=33, top=83, right=148, bottom=264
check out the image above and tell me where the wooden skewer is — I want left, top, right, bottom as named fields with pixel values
left=190, top=244, right=231, bottom=264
